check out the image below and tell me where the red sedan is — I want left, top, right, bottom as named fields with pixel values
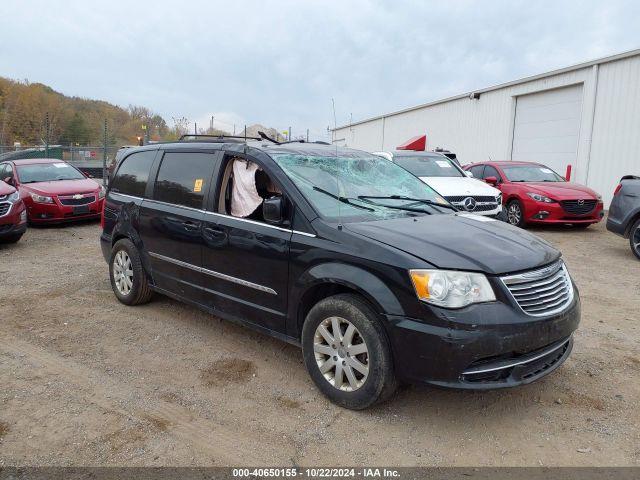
left=464, top=161, right=604, bottom=228
left=0, top=158, right=105, bottom=224
left=0, top=179, right=27, bottom=242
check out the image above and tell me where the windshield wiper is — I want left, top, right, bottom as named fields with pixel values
left=312, top=186, right=375, bottom=212
left=358, top=195, right=458, bottom=212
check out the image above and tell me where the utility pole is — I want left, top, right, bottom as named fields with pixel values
left=194, top=122, right=197, bottom=135
left=44, top=112, right=50, bottom=157
left=102, top=119, right=108, bottom=186
left=288, top=126, right=291, bottom=141
left=306, top=129, right=309, bottom=142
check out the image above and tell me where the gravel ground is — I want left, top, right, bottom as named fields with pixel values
left=0, top=220, right=638, bottom=467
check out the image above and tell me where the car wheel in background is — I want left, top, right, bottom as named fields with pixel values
left=572, top=223, right=591, bottom=229
left=301, top=293, right=397, bottom=410
left=109, top=238, right=153, bottom=305
left=506, top=200, right=525, bottom=228
left=630, top=219, right=640, bottom=260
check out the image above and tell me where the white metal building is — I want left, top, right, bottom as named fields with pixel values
left=333, top=49, right=640, bottom=206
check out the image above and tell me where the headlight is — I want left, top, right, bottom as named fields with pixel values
left=98, top=185, right=106, bottom=199
left=496, top=193, right=502, bottom=203
left=409, top=269, right=496, bottom=308
left=596, top=194, right=602, bottom=202
left=526, top=192, right=554, bottom=203
left=7, top=191, right=20, bottom=203
left=30, top=193, right=54, bottom=204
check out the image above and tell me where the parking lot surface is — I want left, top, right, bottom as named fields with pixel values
left=0, top=221, right=638, bottom=466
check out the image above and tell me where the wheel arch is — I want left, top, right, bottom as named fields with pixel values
left=290, top=262, right=405, bottom=339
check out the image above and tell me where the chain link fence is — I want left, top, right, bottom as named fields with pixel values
left=0, top=144, right=120, bottom=184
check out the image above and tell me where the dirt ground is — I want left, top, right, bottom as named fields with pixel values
left=0, top=220, right=638, bottom=467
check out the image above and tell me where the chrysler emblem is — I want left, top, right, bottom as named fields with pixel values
left=577, top=199, right=585, bottom=205
left=463, top=197, right=477, bottom=211
left=73, top=194, right=83, bottom=200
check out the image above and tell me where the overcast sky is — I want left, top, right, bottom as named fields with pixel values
left=2, top=0, right=639, bottom=140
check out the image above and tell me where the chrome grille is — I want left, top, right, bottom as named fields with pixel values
left=445, top=195, right=499, bottom=212
left=501, top=261, right=573, bottom=316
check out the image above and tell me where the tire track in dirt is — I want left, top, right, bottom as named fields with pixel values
left=0, top=334, right=295, bottom=465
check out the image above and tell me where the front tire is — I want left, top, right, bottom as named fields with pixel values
left=0, top=233, right=23, bottom=243
left=506, top=199, right=526, bottom=228
left=301, top=294, right=397, bottom=410
left=630, top=219, right=640, bottom=260
left=109, top=239, right=153, bottom=305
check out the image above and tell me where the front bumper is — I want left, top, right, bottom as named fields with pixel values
left=524, top=201, right=604, bottom=225
left=0, top=201, right=27, bottom=238
left=27, top=197, right=104, bottom=224
left=385, top=288, right=580, bottom=389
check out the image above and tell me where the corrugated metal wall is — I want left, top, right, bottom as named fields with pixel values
left=334, top=52, right=640, bottom=206
left=587, top=55, right=640, bottom=204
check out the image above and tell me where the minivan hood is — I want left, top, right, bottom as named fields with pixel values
left=21, top=178, right=100, bottom=196
left=420, top=176, right=500, bottom=197
left=345, top=213, right=559, bottom=275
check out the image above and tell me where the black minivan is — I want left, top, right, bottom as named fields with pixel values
left=101, top=137, right=580, bottom=409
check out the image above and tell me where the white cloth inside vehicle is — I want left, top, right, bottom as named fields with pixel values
left=231, top=159, right=263, bottom=218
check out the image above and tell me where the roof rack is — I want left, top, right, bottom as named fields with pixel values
left=178, top=134, right=262, bottom=142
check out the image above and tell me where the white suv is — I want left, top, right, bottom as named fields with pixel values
left=373, top=151, right=502, bottom=216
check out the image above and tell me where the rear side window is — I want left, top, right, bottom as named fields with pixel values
left=111, top=151, right=156, bottom=197
left=153, top=152, right=215, bottom=209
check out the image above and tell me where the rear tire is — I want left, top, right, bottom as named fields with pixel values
left=630, top=219, right=640, bottom=260
left=301, top=294, right=397, bottom=410
left=506, top=199, right=526, bottom=228
left=109, top=238, right=153, bottom=305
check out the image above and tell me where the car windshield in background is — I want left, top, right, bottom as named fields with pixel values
left=502, top=165, right=564, bottom=182
left=393, top=155, right=464, bottom=178
left=271, top=153, right=450, bottom=222
left=17, top=163, right=85, bottom=183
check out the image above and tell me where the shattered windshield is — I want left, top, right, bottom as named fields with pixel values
left=271, top=152, right=450, bottom=222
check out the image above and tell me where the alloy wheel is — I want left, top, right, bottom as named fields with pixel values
left=313, top=316, right=369, bottom=392
left=633, top=226, right=640, bottom=256
left=507, top=203, right=522, bottom=226
left=113, top=250, right=133, bottom=296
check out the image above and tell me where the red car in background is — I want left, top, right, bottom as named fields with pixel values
left=0, top=158, right=105, bottom=224
left=464, top=161, right=604, bottom=228
left=0, top=179, right=27, bottom=243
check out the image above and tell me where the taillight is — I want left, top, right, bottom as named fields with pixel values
left=613, top=184, right=622, bottom=196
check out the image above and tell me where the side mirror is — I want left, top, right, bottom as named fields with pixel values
left=485, top=176, right=498, bottom=185
left=263, top=196, right=283, bottom=224
left=465, top=171, right=474, bottom=178
left=3, top=176, right=14, bottom=186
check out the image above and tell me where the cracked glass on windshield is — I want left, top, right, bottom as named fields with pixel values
left=271, top=152, right=449, bottom=222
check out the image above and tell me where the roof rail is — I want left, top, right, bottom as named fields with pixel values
left=178, top=134, right=262, bottom=142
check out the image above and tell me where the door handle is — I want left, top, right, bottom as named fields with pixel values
left=182, top=221, right=200, bottom=231
left=204, top=225, right=223, bottom=236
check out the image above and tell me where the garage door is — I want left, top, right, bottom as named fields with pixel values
left=511, top=84, right=583, bottom=173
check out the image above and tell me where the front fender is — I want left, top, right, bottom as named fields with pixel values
left=289, top=262, right=406, bottom=337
